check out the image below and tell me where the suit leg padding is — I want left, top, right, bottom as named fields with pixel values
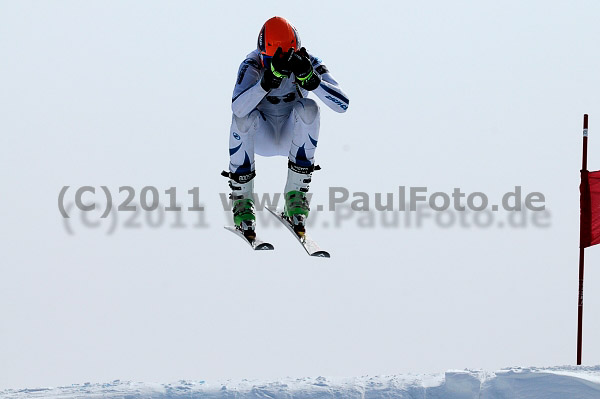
left=289, top=99, right=321, bottom=166
left=292, top=98, right=320, bottom=125
left=229, top=110, right=261, bottom=174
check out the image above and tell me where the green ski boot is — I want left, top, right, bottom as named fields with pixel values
left=283, top=161, right=314, bottom=236
left=233, top=198, right=256, bottom=238
left=223, top=170, right=256, bottom=239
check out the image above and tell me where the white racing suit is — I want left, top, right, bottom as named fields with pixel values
left=229, top=49, right=349, bottom=174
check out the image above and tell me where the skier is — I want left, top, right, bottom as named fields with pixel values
left=225, top=16, right=349, bottom=239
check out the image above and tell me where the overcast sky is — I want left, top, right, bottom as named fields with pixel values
left=1, top=0, right=600, bottom=390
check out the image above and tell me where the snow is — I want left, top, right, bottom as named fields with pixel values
left=2, top=366, right=599, bottom=399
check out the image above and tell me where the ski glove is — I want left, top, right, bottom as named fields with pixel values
left=291, top=47, right=321, bottom=91
left=260, top=47, right=295, bottom=92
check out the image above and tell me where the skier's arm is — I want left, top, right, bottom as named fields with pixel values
left=290, top=50, right=349, bottom=113
left=231, top=58, right=268, bottom=118
left=311, top=59, right=349, bottom=113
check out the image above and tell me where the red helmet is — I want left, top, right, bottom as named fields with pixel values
left=257, top=16, right=300, bottom=62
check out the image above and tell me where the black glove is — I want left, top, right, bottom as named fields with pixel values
left=260, top=47, right=294, bottom=91
left=291, top=47, right=321, bottom=91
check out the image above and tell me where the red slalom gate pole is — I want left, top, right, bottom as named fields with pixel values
left=578, top=114, right=588, bottom=365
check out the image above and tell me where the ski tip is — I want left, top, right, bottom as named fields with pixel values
left=224, top=226, right=274, bottom=251
left=311, top=250, right=330, bottom=258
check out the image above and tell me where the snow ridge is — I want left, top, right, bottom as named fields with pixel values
left=2, top=366, right=600, bottom=399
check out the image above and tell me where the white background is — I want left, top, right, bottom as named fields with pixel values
left=1, top=0, right=600, bottom=389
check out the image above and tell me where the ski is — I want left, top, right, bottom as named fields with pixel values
left=224, top=226, right=274, bottom=251
left=265, top=207, right=330, bottom=257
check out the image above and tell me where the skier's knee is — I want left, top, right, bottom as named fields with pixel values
left=293, top=98, right=320, bottom=124
left=232, top=109, right=261, bottom=133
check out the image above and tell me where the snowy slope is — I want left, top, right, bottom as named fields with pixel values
left=2, top=366, right=600, bottom=399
